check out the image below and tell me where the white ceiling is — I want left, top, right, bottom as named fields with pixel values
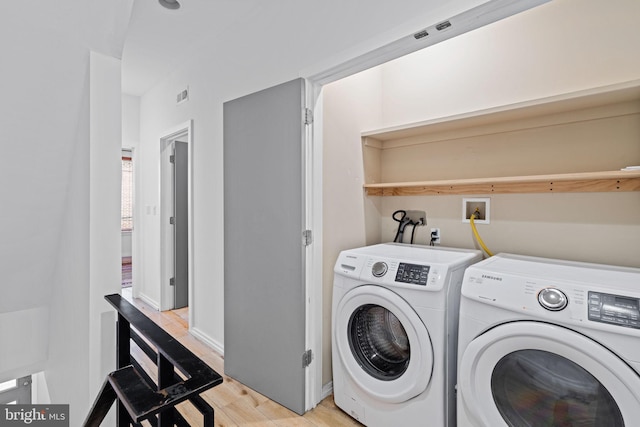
left=121, top=0, right=508, bottom=96
left=121, top=0, right=267, bottom=95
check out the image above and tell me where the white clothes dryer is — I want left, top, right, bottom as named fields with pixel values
left=332, top=243, right=481, bottom=427
left=457, top=253, right=640, bottom=427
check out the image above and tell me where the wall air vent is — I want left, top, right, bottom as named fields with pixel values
left=414, top=30, right=429, bottom=40
left=176, top=87, right=189, bottom=105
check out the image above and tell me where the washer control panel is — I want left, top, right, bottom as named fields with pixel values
left=395, top=263, right=430, bottom=286
left=588, top=291, right=640, bottom=329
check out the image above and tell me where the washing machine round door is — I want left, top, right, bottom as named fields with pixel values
left=458, top=321, right=640, bottom=427
left=334, top=285, right=433, bottom=403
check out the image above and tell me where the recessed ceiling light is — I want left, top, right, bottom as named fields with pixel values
left=159, top=0, right=180, bottom=10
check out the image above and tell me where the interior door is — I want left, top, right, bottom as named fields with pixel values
left=173, top=141, right=188, bottom=309
left=223, top=78, right=307, bottom=414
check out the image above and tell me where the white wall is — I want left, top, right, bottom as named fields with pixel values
left=122, top=233, right=133, bottom=258
left=122, top=95, right=140, bottom=259
left=46, top=52, right=124, bottom=427
left=132, top=0, right=500, bottom=350
left=122, top=94, right=140, bottom=150
left=88, top=51, right=123, bottom=401
left=46, top=76, right=91, bottom=423
left=0, top=9, right=95, bottom=380
left=379, top=0, right=640, bottom=127
left=1, top=1, right=132, bottom=424
left=0, top=308, right=49, bottom=383
left=322, top=0, right=640, bottom=384
left=322, top=68, right=384, bottom=383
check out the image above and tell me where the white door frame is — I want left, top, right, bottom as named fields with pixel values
left=302, top=0, right=549, bottom=409
left=304, top=80, right=324, bottom=409
left=159, top=120, right=194, bottom=323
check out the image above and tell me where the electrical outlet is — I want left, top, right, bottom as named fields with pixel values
left=462, top=198, right=490, bottom=224
left=405, top=210, right=426, bottom=225
left=430, top=228, right=441, bottom=245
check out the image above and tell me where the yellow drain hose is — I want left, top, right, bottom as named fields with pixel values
left=470, top=213, right=494, bottom=257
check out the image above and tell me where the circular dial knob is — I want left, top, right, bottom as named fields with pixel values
left=538, top=288, right=568, bottom=311
left=372, top=262, right=388, bottom=277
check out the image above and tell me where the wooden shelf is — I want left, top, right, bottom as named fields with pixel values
left=364, top=170, right=640, bottom=196
left=361, top=80, right=640, bottom=197
left=362, top=79, right=640, bottom=142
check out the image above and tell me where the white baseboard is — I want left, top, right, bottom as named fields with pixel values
left=137, top=292, right=160, bottom=311
left=321, top=381, right=333, bottom=400
left=190, top=326, right=224, bottom=356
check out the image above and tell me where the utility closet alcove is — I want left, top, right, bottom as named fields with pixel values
left=362, top=79, right=640, bottom=196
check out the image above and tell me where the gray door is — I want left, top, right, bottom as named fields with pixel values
left=173, top=141, right=188, bottom=309
left=224, top=78, right=307, bottom=415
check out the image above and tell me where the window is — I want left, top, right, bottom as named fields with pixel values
left=122, top=152, right=133, bottom=231
left=0, top=376, right=31, bottom=404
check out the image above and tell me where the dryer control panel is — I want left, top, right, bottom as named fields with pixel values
left=588, top=291, right=640, bottom=330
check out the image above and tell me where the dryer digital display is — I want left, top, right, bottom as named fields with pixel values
left=395, top=263, right=430, bottom=286
left=588, top=291, right=640, bottom=329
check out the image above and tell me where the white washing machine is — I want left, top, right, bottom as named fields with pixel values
left=457, top=253, right=640, bottom=427
left=332, top=243, right=481, bottom=427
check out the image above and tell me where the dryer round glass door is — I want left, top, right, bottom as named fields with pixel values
left=334, top=285, right=433, bottom=403
left=458, top=322, right=640, bottom=427
left=492, top=349, right=622, bottom=426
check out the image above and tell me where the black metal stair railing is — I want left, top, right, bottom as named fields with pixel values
left=83, top=294, right=223, bottom=426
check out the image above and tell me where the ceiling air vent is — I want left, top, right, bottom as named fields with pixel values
left=414, top=30, right=429, bottom=40
left=436, top=20, right=452, bottom=31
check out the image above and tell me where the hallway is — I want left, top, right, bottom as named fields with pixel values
left=121, top=288, right=362, bottom=426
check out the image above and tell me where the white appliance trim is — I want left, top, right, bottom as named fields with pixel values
left=334, top=284, right=434, bottom=403
left=459, top=321, right=640, bottom=426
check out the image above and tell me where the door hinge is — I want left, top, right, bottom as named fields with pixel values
left=302, top=349, right=313, bottom=368
left=170, top=216, right=175, bottom=225
left=170, top=154, right=175, bottom=163
left=169, top=277, right=175, bottom=286
left=302, top=229, right=313, bottom=246
left=304, top=108, right=313, bottom=125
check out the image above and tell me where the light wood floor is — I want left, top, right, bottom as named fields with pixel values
left=121, top=289, right=362, bottom=426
